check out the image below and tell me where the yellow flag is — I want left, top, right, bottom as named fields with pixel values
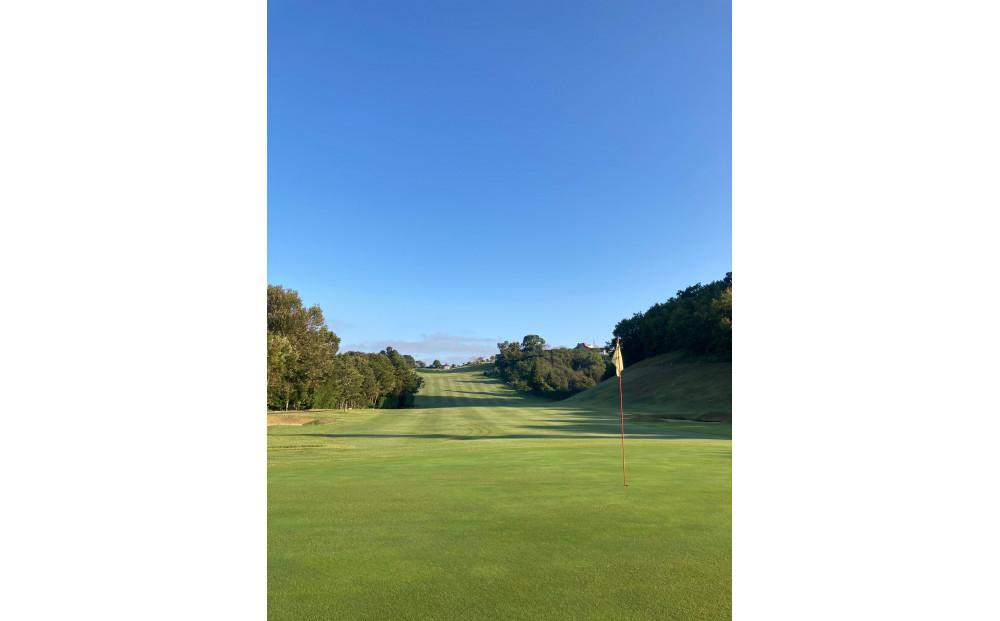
left=612, top=338, right=624, bottom=377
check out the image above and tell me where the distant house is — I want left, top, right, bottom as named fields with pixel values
left=574, top=342, right=606, bottom=353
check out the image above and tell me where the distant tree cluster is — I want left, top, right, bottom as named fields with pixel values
left=488, top=274, right=732, bottom=398
left=612, top=272, right=732, bottom=367
left=490, top=335, right=609, bottom=399
left=462, top=355, right=495, bottom=366
left=267, top=285, right=424, bottom=411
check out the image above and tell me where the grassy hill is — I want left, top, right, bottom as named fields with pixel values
left=564, top=352, right=731, bottom=422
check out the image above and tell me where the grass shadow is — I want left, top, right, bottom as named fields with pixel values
left=288, top=428, right=718, bottom=441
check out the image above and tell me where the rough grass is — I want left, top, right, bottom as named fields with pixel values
left=269, top=367, right=731, bottom=620
left=565, top=353, right=732, bottom=422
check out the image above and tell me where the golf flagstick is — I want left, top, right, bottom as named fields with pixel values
left=613, top=338, right=628, bottom=487
left=619, top=374, right=627, bottom=487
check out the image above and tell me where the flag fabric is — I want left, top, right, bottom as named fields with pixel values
left=612, top=339, right=624, bottom=377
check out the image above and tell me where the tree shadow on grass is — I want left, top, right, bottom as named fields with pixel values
left=411, top=395, right=538, bottom=409
left=288, top=431, right=703, bottom=440
left=537, top=407, right=732, bottom=439
left=517, top=421, right=730, bottom=440
left=288, top=411, right=729, bottom=440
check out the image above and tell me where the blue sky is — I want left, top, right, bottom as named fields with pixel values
left=269, top=1, right=731, bottom=364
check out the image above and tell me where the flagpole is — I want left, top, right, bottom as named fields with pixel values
left=618, top=346, right=628, bottom=487
left=619, top=376, right=628, bottom=486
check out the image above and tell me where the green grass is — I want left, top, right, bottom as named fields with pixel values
left=565, top=353, right=732, bottom=422
left=269, top=367, right=731, bottom=620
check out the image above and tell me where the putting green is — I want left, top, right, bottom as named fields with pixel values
left=269, top=366, right=731, bottom=620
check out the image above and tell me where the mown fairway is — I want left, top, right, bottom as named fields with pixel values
left=268, top=367, right=731, bottom=620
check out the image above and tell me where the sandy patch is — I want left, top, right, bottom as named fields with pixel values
left=266, top=413, right=319, bottom=426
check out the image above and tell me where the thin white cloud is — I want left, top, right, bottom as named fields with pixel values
left=343, top=333, right=499, bottom=364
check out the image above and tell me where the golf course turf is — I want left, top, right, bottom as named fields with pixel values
left=268, top=366, right=731, bottom=620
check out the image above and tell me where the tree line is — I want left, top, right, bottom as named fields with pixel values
left=612, top=272, right=732, bottom=367
left=489, top=335, right=609, bottom=399
left=267, top=285, right=424, bottom=411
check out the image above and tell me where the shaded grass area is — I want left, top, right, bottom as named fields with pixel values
left=269, top=368, right=731, bottom=620
left=564, top=353, right=732, bottom=422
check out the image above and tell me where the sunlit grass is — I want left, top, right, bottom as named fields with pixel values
left=269, top=367, right=730, bottom=620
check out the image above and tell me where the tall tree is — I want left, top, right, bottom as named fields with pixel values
left=520, top=334, right=546, bottom=354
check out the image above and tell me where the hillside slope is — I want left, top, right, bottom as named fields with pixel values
left=564, top=352, right=731, bottom=422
